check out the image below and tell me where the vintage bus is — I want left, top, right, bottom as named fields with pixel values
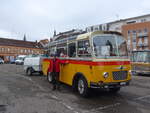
left=42, top=31, right=131, bottom=97
left=131, top=50, right=150, bottom=75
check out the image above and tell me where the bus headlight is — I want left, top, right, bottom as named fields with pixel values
left=103, top=72, right=109, bottom=78
left=129, top=70, right=132, bottom=75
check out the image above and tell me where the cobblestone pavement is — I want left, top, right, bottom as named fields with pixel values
left=0, top=64, right=150, bottom=113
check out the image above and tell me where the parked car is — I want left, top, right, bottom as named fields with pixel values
left=0, top=58, right=4, bottom=64
left=15, top=55, right=26, bottom=65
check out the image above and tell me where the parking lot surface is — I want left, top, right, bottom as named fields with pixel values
left=0, top=64, right=150, bottom=113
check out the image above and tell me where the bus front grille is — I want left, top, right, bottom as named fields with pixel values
left=112, top=71, right=128, bottom=80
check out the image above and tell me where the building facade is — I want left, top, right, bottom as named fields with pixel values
left=108, top=14, right=150, bottom=32
left=122, top=22, right=150, bottom=51
left=0, top=38, right=44, bottom=62
left=86, top=14, right=150, bottom=33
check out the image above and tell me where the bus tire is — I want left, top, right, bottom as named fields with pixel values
left=47, top=72, right=53, bottom=83
left=109, top=87, right=120, bottom=93
left=77, top=76, right=90, bottom=97
left=26, top=68, right=33, bottom=76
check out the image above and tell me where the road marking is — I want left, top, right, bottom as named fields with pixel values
left=134, top=95, right=150, bottom=104
left=60, top=102, right=74, bottom=110
left=83, top=103, right=120, bottom=113
left=134, top=95, right=150, bottom=100
left=51, top=95, right=58, bottom=100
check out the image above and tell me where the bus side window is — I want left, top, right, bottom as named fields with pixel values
left=68, top=43, right=76, bottom=57
left=57, top=47, right=67, bottom=57
left=56, top=42, right=67, bottom=57
left=77, top=40, right=91, bottom=57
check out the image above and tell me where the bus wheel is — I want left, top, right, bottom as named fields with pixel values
left=47, top=72, right=53, bottom=83
left=109, top=87, right=120, bottom=93
left=77, top=76, right=89, bottom=97
left=26, top=68, right=32, bottom=76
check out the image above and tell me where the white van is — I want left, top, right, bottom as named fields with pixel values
left=15, top=55, right=26, bottom=65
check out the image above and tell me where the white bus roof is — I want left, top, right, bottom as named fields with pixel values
left=76, top=31, right=122, bottom=41
left=76, top=32, right=91, bottom=40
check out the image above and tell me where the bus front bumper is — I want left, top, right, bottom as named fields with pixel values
left=90, top=80, right=130, bottom=89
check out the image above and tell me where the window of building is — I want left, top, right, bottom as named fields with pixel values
left=144, top=38, right=148, bottom=46
left=132, top=35, right=136, bottom=43
left=16, top=49, right=19, bottom=53
left=138, top=38, right=143, bottom=46
left=8, top=48, right=10, bottom=52
left=144, top=28, right=148, bottom=33
left=3, top=48, right=6, bottom=52
left=132, top=42, right=136, bottom=50
left=0, top=47, right=2, bottom=52
left=132, top=30, right=137, bottom=39
left=28, top=50, right=30, bottom=53
left=127, top=30, right=131, bottom=35
left=10, top=48, right=12, bottom=53
left=20, top=49, right=23, bottom=53
left=132, top=30, right=136, bottom=34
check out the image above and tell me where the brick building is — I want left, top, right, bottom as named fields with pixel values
left=122, top=22, right=150, bottom=51
left=0, top=38, right=44, bottom=62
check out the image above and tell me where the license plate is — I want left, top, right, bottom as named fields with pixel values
left=120, top=82, right=126, bottom=85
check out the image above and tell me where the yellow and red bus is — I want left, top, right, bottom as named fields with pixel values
left=42, top=31, right=131, bottom=97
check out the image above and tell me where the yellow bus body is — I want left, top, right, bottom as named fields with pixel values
left=42, top=59, right=131, bottom=87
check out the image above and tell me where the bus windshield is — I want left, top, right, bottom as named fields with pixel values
left=132, top=51, right=150, bottom=62
left=93, top=35, right=128, bottom=58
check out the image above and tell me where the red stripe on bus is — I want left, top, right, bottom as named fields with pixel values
left=43, top=59, right=51, bottom=62
left=43, top=59, right=130, bottom=66
left=68, top=60, right=130, bottom=66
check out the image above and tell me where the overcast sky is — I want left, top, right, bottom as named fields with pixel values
left=0, top=0, right=150, bottom=41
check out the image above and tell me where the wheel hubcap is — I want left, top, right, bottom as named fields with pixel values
left=78, top=79, right=84, bottom=94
